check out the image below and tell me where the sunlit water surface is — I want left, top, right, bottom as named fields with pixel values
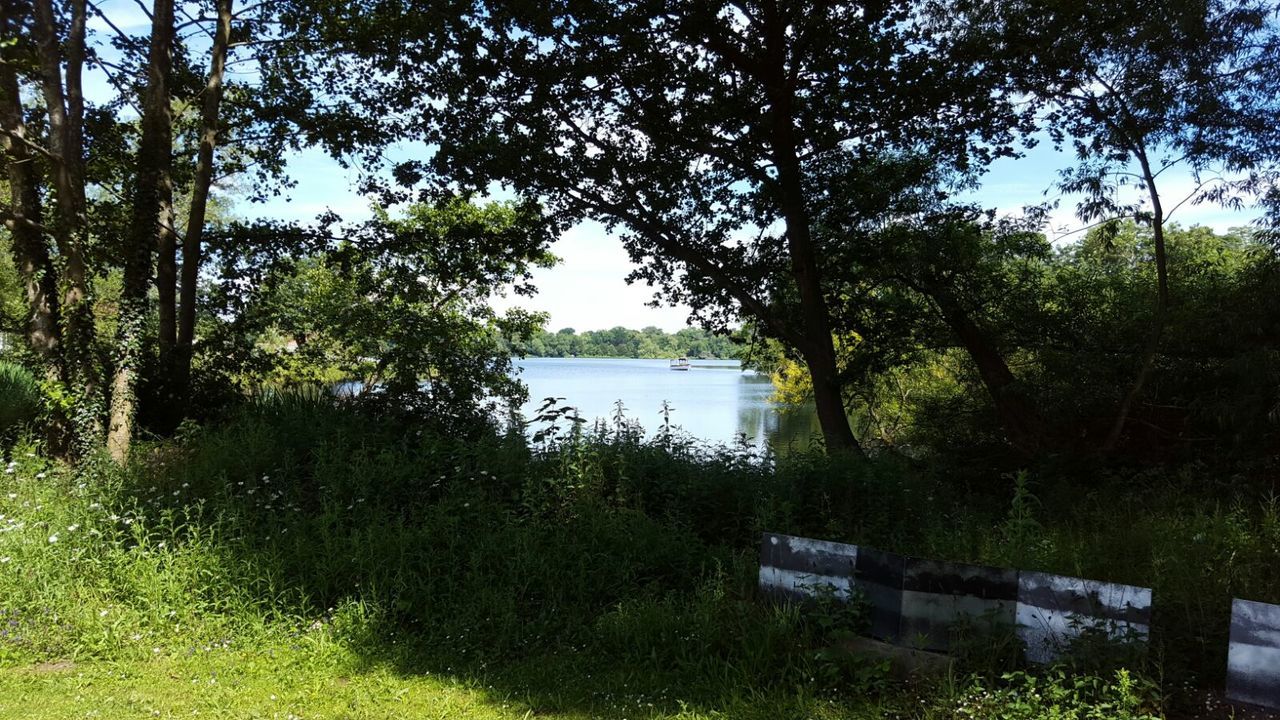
left=514, top=357, right=821, bottom=451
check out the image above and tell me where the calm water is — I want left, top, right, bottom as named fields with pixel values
left=515, top=357, right=821, bottom=450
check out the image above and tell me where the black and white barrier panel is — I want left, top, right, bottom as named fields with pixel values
left=855, top=546, right=906, bottom=643
left=1015, top=571, right=1152, bottom=664
left=759, top=532, right=1154, bottom=663
left=758, top=532, right=857, bottom=602
left=1227, top=598, right=1280, bottom=711
left=900, top=558, right=1018, bottom=652
left=757, top=534, right=902, bottom=641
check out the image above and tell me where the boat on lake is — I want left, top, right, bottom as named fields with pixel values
left=670, top=357, right=690, bottom=371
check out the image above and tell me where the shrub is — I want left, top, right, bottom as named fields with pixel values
left=0, top=360, right=39, bottom=442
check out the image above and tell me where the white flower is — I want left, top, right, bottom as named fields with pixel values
left=0, top=556, right=10, bottom=563
left=67, top=524, right=79, bottom=532
left=35, top=472, right=45, bottom=479
left=48, top=533, right=58, bottom=543
left=99, top=609, right=109, bottom=617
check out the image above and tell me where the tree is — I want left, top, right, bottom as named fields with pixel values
left=107, top=0, right=178, bottom=461
left=3, top=0, right=104, bottom=452
left=270, top=0, right=1027, bottom=455
left=957, top=0, right=1280, bottom=450
left=200, top=198, right=555, bottom=422
left=1, top=0, right=301, bottom=459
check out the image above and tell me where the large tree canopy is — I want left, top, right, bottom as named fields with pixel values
left=268, top=0, right=1032, bottom=454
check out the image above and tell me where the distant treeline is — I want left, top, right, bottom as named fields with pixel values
left=518, top=326, right=740, bottom=359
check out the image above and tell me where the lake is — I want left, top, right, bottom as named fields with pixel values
left=514, top=357, right=821, bottom=451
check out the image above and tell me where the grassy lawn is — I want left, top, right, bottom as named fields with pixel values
left=0, top=636, right=898, bottom=720
left=1, top=646, right=525, bottom=720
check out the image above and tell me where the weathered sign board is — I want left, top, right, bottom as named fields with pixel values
left=900, top=557, right=1018, bottom=652
left=758, top=532, right=857, bottom=602
left=1227, top=598, right=1280, bottom=711
left=1015, top=571, right=1152, bottom=664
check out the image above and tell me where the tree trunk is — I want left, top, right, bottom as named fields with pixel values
left=33, top=0, right=100, bottom=454
left=0, top=13, right=59, bottom=365
left=175, top=0, right=233, bottom=405
left=1102, top=149, right=1168, bottom=452
left=758, top=3, right=862, bottom=456
left=107, top=0, right=176, bottom=463
left=929, top=283, right=1047, bottom=455
left=0, top=8, right=66, bottom=452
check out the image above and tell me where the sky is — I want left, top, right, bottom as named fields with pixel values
left=89, top=0, right=1264, bottom=334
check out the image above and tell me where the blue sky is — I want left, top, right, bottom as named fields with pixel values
left=90, top=0, right=1264, bottom=333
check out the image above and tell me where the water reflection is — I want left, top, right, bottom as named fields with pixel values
left=515, top=357, right=820, bottom=451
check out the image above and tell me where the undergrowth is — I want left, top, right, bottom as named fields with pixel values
left=0, top=393, right=1273, bottom=717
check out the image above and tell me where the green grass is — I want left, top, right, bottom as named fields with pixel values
left=0, top=395, right=1259, bottom=717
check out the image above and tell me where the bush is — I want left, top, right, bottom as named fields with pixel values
left=0, top=360, right=39, bottom=442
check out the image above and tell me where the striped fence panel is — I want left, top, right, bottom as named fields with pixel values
left=759, top=532, right=1154, bottom=664
left=1227, top=598, right=1280, bottom=711
left=900, top=558, right=1018, bottom=652
left=758, top=532, right=857, bottom=602
left=1015, top=571, right=1152, bottom=664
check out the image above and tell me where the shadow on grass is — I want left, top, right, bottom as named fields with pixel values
left=88, top=395, right=1280, bottom=718
left=96, top=397, right=919, bottom=718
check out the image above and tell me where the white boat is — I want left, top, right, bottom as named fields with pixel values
left=670, top=357, right=690, bottom=371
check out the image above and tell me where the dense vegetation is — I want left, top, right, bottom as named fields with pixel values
left=518, top=327, right=741, bottom=360
left=3, top=0, right=1280, bottom=716
left=6, top=393, right=1273, bottom=718
left=753, top=221, right=1280, bottom=460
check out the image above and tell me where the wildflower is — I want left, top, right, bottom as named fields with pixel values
left=0, top=557, right=9, bottom=563
left=48, top=534, right=58, bottom=543
left=35, top=472, right=46, bottom=479
left=99, top=609, right=109, bottom=617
